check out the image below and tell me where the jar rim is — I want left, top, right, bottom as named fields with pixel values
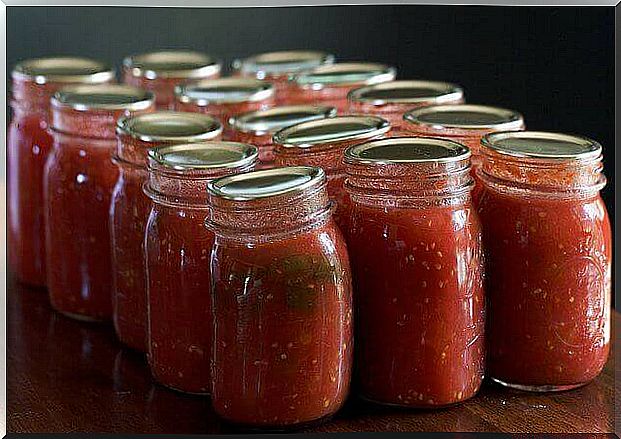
left=51, top=84, right=154, bottom=112
left=232, top=50, right=335, bottom=76
left=404, top=104, right=524, bottom=131
left=229, top=105, right=337, bottom=135
left=175, top=78, right=274, bottom=105
left=117, top=111, right=222, bottom=142
left=293, top=62, right=396, bottom=88
left=12, top=56, right=115, bottom=84
left=348, top=80, right=464, bottom=105
left=148, top=141, right=258, bottom=171
left=123, top=50, right=221, bottom=79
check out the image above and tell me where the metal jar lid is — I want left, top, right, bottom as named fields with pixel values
left=123, top=50, right=221, bottom=79
left=273, top=115, right=390, bottom=148
left=148, top=141, right=258, bottom=171
left=345, top=136, right=471, bottom=165
left=176, top=78, right=274, bottom=105
left=207, top=166, right=325, bottom=201
left=51, top=84, right=154, bottom=112
left=117, top=111, right=222, bottom=142
left=229, top=105, right=336, bottom=135
left=232, top=50, right=335, bottom=78
left=404, top=104, right=524, bottom=130
left=293, top=62, right=396, bottom=89
left=12, top=57, right=115, bottom=84
left=481, top=131, right=602, bottom=161
left=348, top=80, right=464, bottom=105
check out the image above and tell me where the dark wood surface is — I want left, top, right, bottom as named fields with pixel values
left=7, top=276, right=617, bottom=434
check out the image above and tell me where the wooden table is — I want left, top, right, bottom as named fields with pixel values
left=6, top=277, right=617, bottom=434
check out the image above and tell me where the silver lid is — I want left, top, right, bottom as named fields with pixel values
left=116, top=111, right=222, bottom=142
left=123, top=50, right=221, bottom=79
left=51, top=84, right=154, bottom=111
left=404, top=104, right=524, bottom=130
left=229, top=105, right=337, bottom=135
left=273, top=115, right=390, bottom=148
left=208, top=166, right=325, bottom=201
left=12, top=57, right=115, bottom=84
left=176, top=78, right=274, bottom=105
left=348, top=80, right=464, bottom=105
left=233, top=50, right=335, bottom=77
left=294, top=62, right=396, bottom=88
left=481, top=131, right=602, bottom=160
left=148, top=141, right=258, bottom=171
left=345, top=137, right=471, bottom=165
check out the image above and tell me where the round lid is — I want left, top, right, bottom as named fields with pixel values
left=233, top=50, right=335, bottom=77
left=123, top=50, right=221, bottom=79
left=148, top=141, right=258, bottom=171
left=176, top=78, right=274, bottom=105
left=404, top=104, right=524, bottom=130
left=481, top=131, right=602, bottom=160
left=294, top=62, right=396, bottom=88
left=345, top=137, right=471, bottom=165
left=229, top=105, right=336, bottom=135
left=208, top=166, right=325, bottom=201
left=348, top=80, right=464, bottom=105
left=273, top=115, right=390, bottom=148
left=12, top=57, right=115, bottom=84
left=51, top=84, right=154, bottom=111
left=117, top=111, right=222, bottom=142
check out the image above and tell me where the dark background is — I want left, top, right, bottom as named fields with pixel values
left=6, top=6, right=615, bottom=219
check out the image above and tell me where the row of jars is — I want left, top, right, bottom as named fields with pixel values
left=8, top=52, right=611, bottom=429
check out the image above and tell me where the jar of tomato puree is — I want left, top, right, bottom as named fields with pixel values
left=344, top=137, right=485, bottom=408
left=347, top=80, right=465, bottom=132
left=46, top=84, right=155, bottom=321
left=477, top=131, right=611, bottom=392
left=288, top=62, right=396, bottom=112
left=9, top=57, right=114, bottom=287
left=112, top=112, right=223, bottom=351
left=122, top=50, right=222, bottom=109
left=144, top=141, right=258, bottom=394
left=206, top=166, right=353, bottom=428
left=273, top=116, right=390, bottom=232
left=228, top=105, right=337, bottom=168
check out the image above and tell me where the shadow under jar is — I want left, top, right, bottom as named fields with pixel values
left=476, top=131, right=611, bottom=392
left=344, top=137, right=485, bottom=408
left=45, top=85, right=155, bottom=321
left=347, top=80, right=465, bottom=133
left=227, top=105, right=337, bottom=169
left=112, top=112, right=223, bottom=352
left=8, top=57, right=115, bottom=287
left=206, top=166, right=353, bottom=429
left=272, top=115, right=390, bottom=232
left=144, top=142, right=258, bottom=394
left=286, top=62, right=396, bottom=112
left=232, top=50, right=334, bottom=103
left=122, top=50, right=222, bottom=110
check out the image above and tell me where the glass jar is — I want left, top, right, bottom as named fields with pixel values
left=206, top=166, right=353, bottom=428
left=112, top=112, right=223, bottom=351
left=287, top=62, right=396, bottom=112
left=273, top=116, right=390, bottom=232
left=232, top=50, right=334, bottom=103
left=174, top=78, right=275, bottom=136
left=344, top=137, right=485, bottom=408
left=144, top=141, right=258, bottom=394
left=476, top=131, right=611, bottom=391
left=45, top=84, right=155, bottom=321
left=122, top=50, right=222, bottom=110
left=227, top=105, right=337, bottom=169
left=347, top=80, right=465, bottom=133
left=8, top=57, right=114, bottom=287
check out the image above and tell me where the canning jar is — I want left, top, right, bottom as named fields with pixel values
left=273, top=116, right=390, bottom=232
left=345, top=137, right=485, bottom=408
left=227, top=105, right=336, bottom=168
left=287, top=62, right=396, bottom=112
left=122, top=50, right=221, bottom=109
left=348, top=80, right=465, bottom=132
left=144, top=141, right=258, bottom=394
left=8, top=57, right=114, bottom=287
left=45, top=85, right=155, bottom=321
left=112, top=112, right=223, bottom=351
left=206, top=166, right=353, bottom=428
left=477, top=131, right=611, bottom=391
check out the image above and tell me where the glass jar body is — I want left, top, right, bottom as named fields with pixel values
left=226, top=130, right=276, bottom=169
left=283, top=86, right=353, bottom=113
